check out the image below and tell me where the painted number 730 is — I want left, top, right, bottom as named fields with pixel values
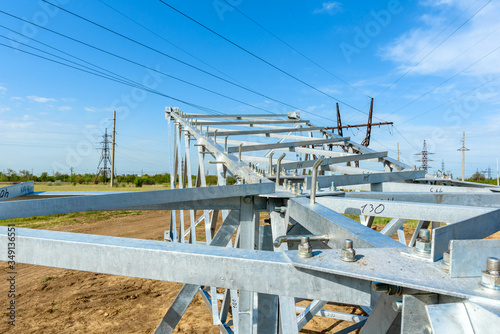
left=360, top=203, right=385, bottom=214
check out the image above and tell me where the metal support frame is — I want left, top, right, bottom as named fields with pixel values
left=1, top=109, right=499, bottom=333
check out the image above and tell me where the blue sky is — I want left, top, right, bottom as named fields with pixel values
left=1, top=0, right=499, bottom=177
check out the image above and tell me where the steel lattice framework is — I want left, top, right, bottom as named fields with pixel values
left=1, top=108, right=500, bottom=333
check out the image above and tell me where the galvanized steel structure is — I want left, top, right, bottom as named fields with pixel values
left=1, top=108, right=500, bottom=333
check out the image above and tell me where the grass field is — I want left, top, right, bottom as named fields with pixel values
left=34, top=183, right=169, bottom=192
left=0, top=182, right=424, bottom=229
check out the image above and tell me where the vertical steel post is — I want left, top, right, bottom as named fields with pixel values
left=310, top=159, right=324, bottom=205
left=268, top=152, right=274, bottom=175
left=276, top=153, right=286, bottom=186
left=110, top=110, right=116, bottom=187
left=184, top=132, right=196, bottom=244
left=239, top=196, right=257, bottom=333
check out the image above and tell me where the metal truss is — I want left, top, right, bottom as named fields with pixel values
left=1, top=108, right=500, bottom=333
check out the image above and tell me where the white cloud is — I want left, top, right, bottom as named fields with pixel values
left=10, top=96, right=22, bottom=101
left=0, top=107, right=9, bottom=113
left=27, top=96, right=57, bottom=103
left=84, top=106, right=113, bottom=113
left=314, top=2, right=341, bottom=15
left=381, top=1, right=500, bottom=76
left=0, top=86, right=6, bottom=93
left=58, top=106, right=72, bottom=111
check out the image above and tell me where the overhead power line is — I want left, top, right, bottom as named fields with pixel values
left=25, top=4, right=296, bottom=115
left=97, top=0, right=249, bottom=88
left=375, top=0, right=491, bottom=99
left=156, top=0, right=386, bottom=121
left=390, top=40, right=500, bottom=115
left=19, top=4, right=335, bottom=122
left=0, top=41, right=227, bottom=115
left=221, top=0, right=370, bottom=99
left=400, top=72, right=500, bottom=124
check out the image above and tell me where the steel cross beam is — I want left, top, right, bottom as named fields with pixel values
left=277, top=151, right=388, bottom=170
left=226, top=137, right=349, bottom=153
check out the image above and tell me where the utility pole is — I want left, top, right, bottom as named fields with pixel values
left=397, top=142, right=399, bottom=161
left=70, top=167, right=73, bottom=183
left=110, top=110, right=116, bottom=187
left=457, top=132, right=469, bottom=181
left=497, top=156, right=499, bottom=186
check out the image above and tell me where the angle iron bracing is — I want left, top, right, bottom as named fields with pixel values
left=0, top=108, right=499, bottom=333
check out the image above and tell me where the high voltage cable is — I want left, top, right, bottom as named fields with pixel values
left=0, top=41, right=227, bottom=115
left=373, top=0, right=482, bottom=99
left=389, top=41, right=500, bottom=115
left=0, top=24, right=138, bottom=88
left=0, top=15, right=279, bottom=115
left=33, top=3, right=332, bottom=121
left=97, top=0, right=250, bottom=89
left=155, top=0, right=385, bottom=121
left=381, top=17, right=500, bottom=114
left=375, top=0, right=491, bottom=100
left=220, top=0, right=370, bottom=99
left=400, top=72, right=500, bottom=124
left=0, top=33, right=144, bottom=89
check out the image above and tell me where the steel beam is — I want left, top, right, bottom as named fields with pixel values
left=344, top=192, right=500, bottom=209
left=0, top=181, right=34, bottom=201
left=431, top=209, right=500, bottom=261
left=278, top=151, right=387, bottom=170
left=287, top=197, right=404, bottom=249
left=0, top=183, right=273, bottom=219
left=315, top=197, right=493, bottom=223
left=306, top=170, right=426, bottom=189
left=208, top=126, right=325, bottom=137
left=227, top=138, right=349, bottom=154
left=0, top=227, right=372, bottom=305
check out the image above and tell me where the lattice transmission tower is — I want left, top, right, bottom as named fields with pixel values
left=415, top=140, right=434, bottom=172
left=95, top=128, right=112, bottom=184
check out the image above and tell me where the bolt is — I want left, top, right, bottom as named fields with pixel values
left=423, top=325, right=433, bottom=334
left=414, top=229, right=431, bottom=255
left=481, top=257, right=500, bottom=290
left=298, top=237, right=312, bottom=258
left=392, top=300, right=403, bottom=313
left=487, top=257, right=500, bottom=273
left=372, top=282, right=390, bottom=293
left=243, top=196, right=252, bottom=204
left=274, top=206, right=286, bottom=214
left=372, top=282, right=403, bottom=295
left=330, top=181, right=336, bottom=191
left=341, top=239, right=356, bottom=262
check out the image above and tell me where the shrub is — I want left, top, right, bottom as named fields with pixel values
left=134, top=178, right=144, bottom=187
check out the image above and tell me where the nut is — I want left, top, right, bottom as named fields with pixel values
left=341, top=239, right=356, bottom=262
left=414, top=229, right=431, bottom=254
left=481, top=257, right=500, bottom=290
left=298, top=237, right=312, bottom=258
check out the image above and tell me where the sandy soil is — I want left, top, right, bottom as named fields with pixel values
left=2, top=210, right=498, bottom=333
left=0, top=211, right=371, bottom=333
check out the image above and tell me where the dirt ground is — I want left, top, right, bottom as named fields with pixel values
left=1, top=211, right=498, bottom=333
left=0, top=210, right=370, bottom=333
